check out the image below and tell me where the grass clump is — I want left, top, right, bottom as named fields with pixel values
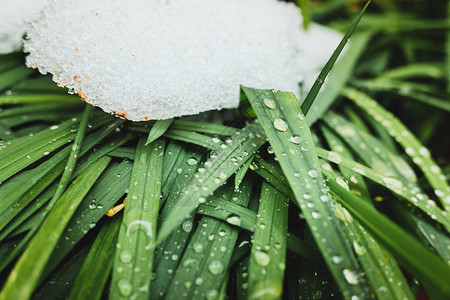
left=0, top=1, right=449, bottom=299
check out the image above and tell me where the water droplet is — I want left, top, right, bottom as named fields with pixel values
left=320, top=195, right=329, bottom=202
left=254, top=250, right=270, bottom=266
left=311, top=211, right=321, bottom=219
left=208, top=260, right=224, bottom=275
left=308, top=169, right=319, bottom=178
left=187, top=157, right=198, bottom=165
left=218, top=229, right=226, bottom=237
left=336, top=177, right=349, bottom=190
left=343, top=269, right=360, bottom=285
left=273, top=119, right=288, bottom=132
left=206, top=289, right=219, bottom=300
left=267, top=146, right=274, bottom=154
left=263, top=98, right=276, bottom=109
left=195, top=277, right=204, bottom=285
left=43, top=151, right=50, bottom=156
left=298, top=113, right=305, bottom=120
left=226, top=214, right=241, bottom=226
left=331, top=255, right=343, bottom=264
left=50, top=125, right=59, bottom=130
left=120, top=251, right=132, bottom=263
left=182, top=220, right=193, bottom=232
left=289, top=135, right=301, bottom=144
left=193, top=243, right=204, bottom=253
left=171, top=254, right=179, bottom=261
left=353, top=241, right=366, bottom=255
left=118, top=279, right=133, bottom=296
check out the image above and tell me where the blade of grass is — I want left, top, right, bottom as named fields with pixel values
left=151, top=146, right=202, bottom=298
left=343, top=88, right=450, bottom=211
left=157, top=124, right=265, bottom=243
left=0, top=65, right=34, bottom=92
left=0, top=120, right=16, bottom=141
left=301, top=1, right=371, bottom=116
left=250, top=156, right=295, bottom=200
left=0, top=156, right=110, bottom=300
left=0, top=94, right=79, bottom=105
left=352, top=79, right=450, bottom=112
left=235, top=155, right=254, bottom=190
left=197, top=197, right=257, bottom=233
left=377, top=63, right=443, bottom=80
left=326, top=172, right=450, bottom=299
left=0, top=113, right=110, bottom=182
left=0, top=122, right=129, bottom=235
left=243, top=87, right=369, bottom=298
left=164, top=129, right=221, bottom=150
left=42, top=160, right=132, bottom=279
left=32, top=243, right=91, bottom=300
left=68, top=216, right=122, bottom=300
left=110, top=138, right=165, bottom=299
left=247, top=182, right=288, bottom=300
left=316, top=147, right=450, bottom=231
left=320, top=125, right=370, bottom=199
left=252, top=152, right=413, bottom=298
left=165, top=180, right=252, bottom=299
left=146, top=118, right=173, bottom=145
left=307, top=31, right=372, bottom=125
left=47, top=104, right=92, bottom=210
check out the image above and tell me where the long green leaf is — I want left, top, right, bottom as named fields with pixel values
left=248, top=182, right=289, bottom=300
left=343, top=88, right=450, bottom=211
left=0, top=156, right=110, bottom=300
left=301, top=1, right=370, bottom=115
left=307, top=32, right=372, bottom=125
left=243, top=87, right=369, bottom=298
left=157, top=124, right=265, bottom=243
left=146, top=118, right=173, bottom=145
left=68, top=216, right=122, bottom=300
left=110, top=138, right=165, bottom=299
left=165, top=180, right=252, bottom=299
left=326, top=172, right=450, bottom=299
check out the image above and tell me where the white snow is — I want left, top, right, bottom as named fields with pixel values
left=23, top=0, right=342, bottom=121
left=0, top=0, right=49, bottom=53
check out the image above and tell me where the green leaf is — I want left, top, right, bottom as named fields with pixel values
left=235, top=155, right=254, bottom=190
left=110, top=138, right=165, bottom=299
left=307, top=32, right=372, bottom=125
left=47, top=104, right=92, bottom=209
left=165, top=180, right=252, bottom=299
left=0, top=66, right=34, bottom=92
left=156, top=124, right=265, bottom=243
left=43, top=160, right=133, bottom=278
left=248, top=182, right=288, bottom=300
left=343, top=88, right=450, bottom=211
left=151, top=145, right=202, bottom=298
left=197, top=197, right=257, bottom=232
left=68, top=217, right=122, bottom=300
left=316, top=147, right=450, bottom=232
left=146, top=118, right=174, bottom=145
left=243, top=87, right=369, bottom=298
left=164, top=129, right=221, bottom=150
left=0, top=93, right=79, bottom=105
left=326, top=172, right=450, bottom=299
left=301, top=1, right=371, bottom=116
left=0, top=156, right=110, bottom=300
